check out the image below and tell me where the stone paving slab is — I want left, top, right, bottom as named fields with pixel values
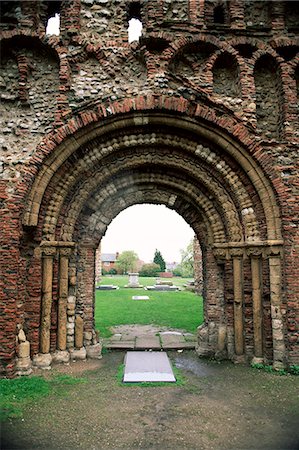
left=110, top=334, right=122, bottom=341
left=161, top=341, right=196, bottom=349
left=107, top=341, right=135, bottom=349
left=135, top=336, right=161, bottom=350
left=103, top=329, right=196, bottom=350
left=160, top=334, right=185, bottom=345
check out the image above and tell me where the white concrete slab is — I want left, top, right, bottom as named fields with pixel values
left=132, top=296, right=149, bottom=300
left=123, top=351, right=176, bottom=383
left=160, top=331, right=182, bottom=336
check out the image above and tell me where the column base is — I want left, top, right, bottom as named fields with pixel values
left=233, top=354, right=246, bottom=364
left=251, top=356, right=264, bottom=365
left=32, top=353, right=52, bottom=370
left=16, top=357, right=33, bottom=376
left=70, top=347, right=87, bottom=361
left=273, top=360, right=286, bottom=370
left=52, top=350, right=70, bottom=364
left=86, top=343, right=102, bottom=359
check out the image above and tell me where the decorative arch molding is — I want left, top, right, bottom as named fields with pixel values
left=77, top=184, right=215, bottom=248
left=67, top=172, right=230, bottom=245
left=22, top=100, right=282, bottom=243
left=41, top=139, right=259, bottom=244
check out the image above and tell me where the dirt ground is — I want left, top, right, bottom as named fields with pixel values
left=1, top=350, right=299, bottom=450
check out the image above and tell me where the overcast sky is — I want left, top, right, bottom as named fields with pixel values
left=101, top=205, right=194, bottom=263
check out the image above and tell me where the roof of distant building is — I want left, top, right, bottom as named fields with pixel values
left=101, top=253, right=118, bottom=262
left=166, top=262, right=178, bottom=270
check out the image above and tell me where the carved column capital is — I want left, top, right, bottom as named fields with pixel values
left=42, top=247, right=57, bottom=258
left=230, top=247, right=245, bottom=258
left=213, top=248, right=228, bottom=262
left=59, top=247, right=72, bottom=257
left=246, top=247, right=263, bottom=258
left=265, top=246, right=283, bottom=258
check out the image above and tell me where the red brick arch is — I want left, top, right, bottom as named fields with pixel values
left=13, top=97, right=288, bottom=374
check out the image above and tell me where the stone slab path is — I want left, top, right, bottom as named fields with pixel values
left=103, top=325, right=197, bottom=350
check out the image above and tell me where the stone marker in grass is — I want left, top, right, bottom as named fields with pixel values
left=123, top=351, right=176, bottom=383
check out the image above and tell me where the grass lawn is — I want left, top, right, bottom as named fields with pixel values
left=0, top=374, right=86, bottom=421
left=95, top=276, right=203, bottom=337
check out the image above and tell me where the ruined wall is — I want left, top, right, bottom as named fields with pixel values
left=0, top=0, right=299, bottom=376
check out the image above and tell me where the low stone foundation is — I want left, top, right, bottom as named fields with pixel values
left=26, top=344, right=102, bottom=372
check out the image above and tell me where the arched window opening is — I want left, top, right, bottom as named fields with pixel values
left=127, top=2, right=143, bottom=43
left=213, top=53, right=241, bottom=98
left=254, top=55, right=284, bottom=140
left=45, top=1, right=61, bottom=35
left=234, top=44, right=256, bottom=59
left=214, top=5, right=225, bottom=24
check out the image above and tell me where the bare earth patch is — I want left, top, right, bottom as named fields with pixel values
left=1, top=351, right=299, bottom=450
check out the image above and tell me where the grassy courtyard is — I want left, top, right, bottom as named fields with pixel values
left=94, top=276, right=203, bottom=337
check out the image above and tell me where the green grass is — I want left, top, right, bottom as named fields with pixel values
left=0, top=374, right=86, bottom=422
left=95, top=276, right=203, bottom=337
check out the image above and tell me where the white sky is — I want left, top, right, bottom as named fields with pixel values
left=46, top=14, right=60, bottom=35
left=101, top=205, right=194, bottom=263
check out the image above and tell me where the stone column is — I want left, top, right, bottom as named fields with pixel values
left=268, top=248, right=286, bottom=369
left=40, top=247, right=56, bottom=354
left=232, top=250, right=244, bottom=359
left=193, top=237, right=203, bottom=295
left=249, top=249, right=263, bottom=363
left=57, top=248, right=70, bottom=352
left=95, top=242, right=102, bottom=284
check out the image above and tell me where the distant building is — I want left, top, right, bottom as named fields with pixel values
left=101, top=252, right=119, bottom=272
left=166, top=262, right=178, bottom=272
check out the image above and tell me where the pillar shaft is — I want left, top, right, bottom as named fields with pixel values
left=40, top=251, right=54, bottom=354
left=251, top=256, right=263, bottom=359
left=269, top=255, right=286, bottom=367
left=58, top=252, right=69, bottom=351
left=233, top=256, right=244, bottom=356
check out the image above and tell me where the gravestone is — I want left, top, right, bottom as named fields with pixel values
left=125, top=272, right=143, bottom=288
left=96, top=285, right=119, bottom=290
left=145, top=285, right=180, bottom=291
left=123, top=351, right=176, bottom=383
left=132, top=296, right=150, bottom=300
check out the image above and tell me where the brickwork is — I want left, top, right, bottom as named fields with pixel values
left=0, top=1, right=298, bottom=376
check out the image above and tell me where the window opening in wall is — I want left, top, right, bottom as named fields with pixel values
left=213, top=5, right=225, bottom=24
left=46, top=13, right=60, bottom=35
left=128, top=2, right=142, bottom=43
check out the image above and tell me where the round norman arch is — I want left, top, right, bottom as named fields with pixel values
left=21, top=107, right=286, bottom=370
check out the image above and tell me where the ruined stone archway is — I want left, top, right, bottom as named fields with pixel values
left=19, top=107, right=286, bottom=372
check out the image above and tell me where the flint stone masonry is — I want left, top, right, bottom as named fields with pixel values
left=0, top=0, right=298, bottom=377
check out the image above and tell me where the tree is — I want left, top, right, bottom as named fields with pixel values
left=115, top=250, right=138, bottom=274
left=153, top=249, right=166, bottom=272
left=139, top=263, right=160, bottom=277
left=176, top=240, right=194, bottom=277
